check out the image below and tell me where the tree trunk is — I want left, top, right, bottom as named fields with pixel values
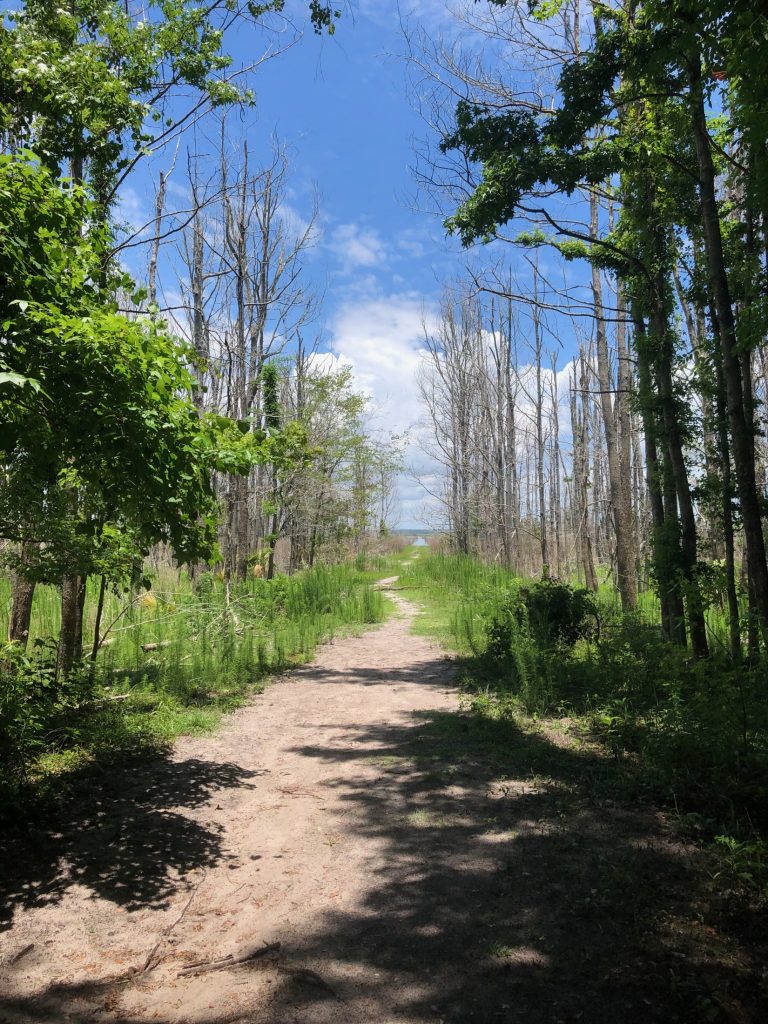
left=704, top=278, right=743, bottom=662
left=589, top=194, right=637, bottom=608
left=633, top=312, right=679, bottom=642
left=8, top=543, right=37, bottom=647
left=652, top=287, right=709, bottom=658
left=688, top=50, right=768, bottom=637
left=58, top=574, right=86, bottom=677
left=532, top=276, right=548, bottom=574
left=90, top=574, right=108, bottom=664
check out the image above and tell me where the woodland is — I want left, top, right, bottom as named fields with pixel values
left=0, top=0, right=405, bottom=791
left=1, top=0, right=768, bottom=994
left=409, top=0, right=768, bottom=888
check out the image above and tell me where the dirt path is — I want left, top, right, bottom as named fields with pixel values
left=1, top=593, right=764, bottom=1023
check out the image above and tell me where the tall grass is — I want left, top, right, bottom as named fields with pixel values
left=0, top=562, right=386, bottom=804
left=399, top=551, right=518, bottom=652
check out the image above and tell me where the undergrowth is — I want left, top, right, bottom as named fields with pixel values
left=0, top=560, right=387, bottom=815
left=398, top=552, right=768, bottom=904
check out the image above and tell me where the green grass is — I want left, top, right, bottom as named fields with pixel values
left=0, top=560, right=389, bottom=810
left=397, top=550, right=518, bottom=653
left=395, top=549, right=768, bottom=903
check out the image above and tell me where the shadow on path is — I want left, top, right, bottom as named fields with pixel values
left=0, top=754, right=264, bottom=930
left=1, top=688, right=765, bottom=1023
left=275, top=710, right=767, bottom=1023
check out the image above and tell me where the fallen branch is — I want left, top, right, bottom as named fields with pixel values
left=9, top=944, right=34, bottom=964
left=141, top=640, right=172, bottom=652
left=177, top=942, right=281, bottom=978
left=139, top=876, right=203, bottom=974
left=177, top=954, right=236, bottom=976
left=181, top=954, right=233, bottom=971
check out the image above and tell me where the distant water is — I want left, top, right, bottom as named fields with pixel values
left=412, top=536, right=428, bottom=547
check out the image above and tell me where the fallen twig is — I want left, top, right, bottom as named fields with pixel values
left=9, top=944, right=34, bottom=964
left=139, top=876, right=203, bottom=974
left=177, top=942, right=281, bottom=978
left=182, top=954, right=233, bottom=971
left=178, top=954, right=235, bottom=975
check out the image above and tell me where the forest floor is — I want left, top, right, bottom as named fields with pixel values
left=0, top=587, right=765, bottom=1024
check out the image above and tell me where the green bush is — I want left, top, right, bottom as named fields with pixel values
left=522, top=578, right=597, bottom=647
left=486, top=578, right=596, bottom=660
left=0, top=640, right=98, bottom=783
left=476, top=579, right=597, bottom=712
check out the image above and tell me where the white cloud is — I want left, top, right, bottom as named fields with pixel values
left=326, top=222, right=389, bottom=274
left=315, top=292, right=581, bottom=528
left=396, top=228, right=427, bottom=260
left=321, top=291, right=443, bottom=527
left=115, top=186, right=149, bottom=234
left=165, top=179, right=192, bottom=202
left=359, top=0, right=460, bottom=32
left=327, top=291, right=435, bottom=431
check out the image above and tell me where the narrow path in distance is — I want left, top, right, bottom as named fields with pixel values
left=0, top=590, right=761, bottom=1023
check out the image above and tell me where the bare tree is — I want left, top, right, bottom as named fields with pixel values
left=174, top=129, right=318, bottom=577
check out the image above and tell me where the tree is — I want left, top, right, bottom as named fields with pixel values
left=0, top=0, right=337, bottom=661
left=1, top=0, right=341, bottom=200
left=176, top=133, right=319, bottom=577
left=436, top=0, right=750, bottom=656
left=0, top=154, right=277, bottom=668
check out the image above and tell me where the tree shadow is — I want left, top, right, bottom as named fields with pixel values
left=269, top=709, right=766, bottom=1023
left=0, top=752, right=264, bottom=931
left=1, top=701, right=764, bottom=1023
left=288, top=659, right=457, bottom=688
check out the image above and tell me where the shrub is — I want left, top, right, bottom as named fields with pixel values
left=519, top=578, right=597, bottom=648
left=0, top=640, right=98, bottom=784
left=480, top=580, right=596, bottom=707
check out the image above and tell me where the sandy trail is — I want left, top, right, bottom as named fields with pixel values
left=1, top=592, right=764, bottom=1024
left=1, top=595, right=459, bottom=1023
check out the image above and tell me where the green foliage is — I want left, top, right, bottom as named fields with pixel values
left=0, top=0, right=341, bottom=198
left=0, top=561, right=384, bottom=807
left=0, top=639, right=97, bottom=784
left=516, top=579, right=597, bottom=649
left=713, top=834, right=768, bottom=901
left=480, top=580, right=596, bottom=711
left=0, top=154, right=283, bottom=580
left=402, top=552, right=768, bottom=843
left=261, top=361, right=282, bottom=431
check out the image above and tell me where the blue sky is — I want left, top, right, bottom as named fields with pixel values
left=115, top=0, right=582, bottom=528
left=248, top=3, right=464, bottom=528
left=118, top=1, right=474, bottom=528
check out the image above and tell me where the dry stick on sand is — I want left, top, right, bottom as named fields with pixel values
left=177, top=942, right=282, bottom=977
left=139, top=874, right=204, bottom=974
left=8, top=944, right=34, bottom=965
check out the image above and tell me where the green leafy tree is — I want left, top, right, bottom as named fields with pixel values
left=0, top=0, right=335, bottom=665
left=0, top=154, right=279, bottom=669
left=0, top=0, right=341, bottom=202
left=440, top=0, right=768, bottom=655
